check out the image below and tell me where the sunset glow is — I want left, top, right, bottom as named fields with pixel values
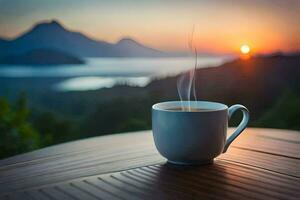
left=0, top=1, right=299, bottom=54
left=241, top=45, right=250, bottom=54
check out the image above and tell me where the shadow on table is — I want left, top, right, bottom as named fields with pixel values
left=137, top=161, right=230, bottom=199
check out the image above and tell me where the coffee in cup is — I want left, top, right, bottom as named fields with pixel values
left=152, top=101, right=249, bottom=165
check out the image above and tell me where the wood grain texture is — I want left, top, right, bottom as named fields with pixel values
left=0, top=128, right=299, bottom=199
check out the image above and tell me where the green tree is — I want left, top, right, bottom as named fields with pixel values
left=255, top=90, right=300, bottom=130
left=0, top=95, right=40, bottom=159
left=82, top=97, right=152, bottom=136
left=32, top=112, right=76, bottom=146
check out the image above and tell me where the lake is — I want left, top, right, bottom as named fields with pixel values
left=0, top=56, right=233, bottom=91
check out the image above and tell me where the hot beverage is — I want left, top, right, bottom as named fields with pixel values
left=168, top=107, right=213, bottom=112
left=152, top=101, right=249, bottom=165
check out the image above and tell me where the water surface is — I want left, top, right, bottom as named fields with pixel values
left=0, top=56, right=233, bottom=91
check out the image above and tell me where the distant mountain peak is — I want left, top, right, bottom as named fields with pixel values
left=49, top=19, right=60, bottom=25
left=32, top=19, right=65, bottom=32
left=116, top=37, right=140, bottom=45
left=37, top=19, right=62, bottom=26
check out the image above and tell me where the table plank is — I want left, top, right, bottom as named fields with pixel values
left=4, top=160, right=300, bottom=200
left=0, top=128, right=299, bottom=200
left=220, top=147, right=300, bottom=177
left=230, top=128, right=300, bottom=159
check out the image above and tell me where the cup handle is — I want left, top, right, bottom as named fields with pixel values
left=223, top=104, right=249, bottom=153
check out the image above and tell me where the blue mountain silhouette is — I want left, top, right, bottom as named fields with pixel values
left=0, top=20, right=170, bottom=57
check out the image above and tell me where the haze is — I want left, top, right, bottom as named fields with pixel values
left=0, top=0, right=299, bottom=54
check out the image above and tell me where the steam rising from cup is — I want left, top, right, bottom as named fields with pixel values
left=177, top=27, right=198, bottom=111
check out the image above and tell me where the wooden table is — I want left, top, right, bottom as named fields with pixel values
left=0, top=128, right=299, bottom=200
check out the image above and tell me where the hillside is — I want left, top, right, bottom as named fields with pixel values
left=147, top=55, right=300, bottom=119
left=0, top=49, right=84, bottom=65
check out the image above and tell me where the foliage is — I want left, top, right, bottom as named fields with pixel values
left=82, top=97, right=152, bottom=136
left=0, top=94, right=40, bottom=159
left=254, top=90, right=300, bottom=130
left=31, top=112, right=78, bottom=146
left=0, top=95, right=79, bottom=159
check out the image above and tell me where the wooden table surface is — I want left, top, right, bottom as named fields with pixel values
left=0, top=128, right=299, bottom=200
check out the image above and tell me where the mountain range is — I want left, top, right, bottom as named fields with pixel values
left=0, top=49, right=84, bottom=65
left=0, top=20, right=176, bottom=58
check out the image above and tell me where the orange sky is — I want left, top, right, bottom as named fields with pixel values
left=0, top=0, right=299, bottom=54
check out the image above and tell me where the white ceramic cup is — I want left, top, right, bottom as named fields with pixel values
left=152, top=101, right=249, bottom=165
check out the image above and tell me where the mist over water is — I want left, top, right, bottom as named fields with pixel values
left=0, top=57, right=233, bottom=91
left=55, top=76, right=151, bottom=91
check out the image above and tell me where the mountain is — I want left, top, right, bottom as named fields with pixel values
left=0, top=39, right=9, bottom=54
left=255, top=51, right=300, bottom=58
left=113, top=38, right=169, bottom=57
left=0, top=49, right=84, bottom=65
left=0, top=20, right=171, bottom=58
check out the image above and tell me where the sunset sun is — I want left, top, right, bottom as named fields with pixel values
left=240, top=44, right=250, bottom=54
